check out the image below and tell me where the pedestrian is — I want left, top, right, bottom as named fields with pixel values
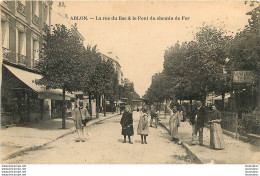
left=209, top=105, right=225, bottom=149
left=150, top=104, right=158, bottom=128
left=81, top=104, right=91, bottom=139
left=182, top=105, right=187, bottom=122
left=167, top=102, right=179, bottom=141
left=137, top=106, right=149, bottom=144
left=72, top=102, right=85, bottom=142
left=197, top=105, right=206, bottom=145
left=189, top=105, right=198, bottom=145
left=177, top=106, right=183, bottom=123
left=120, top=105, right=134, bottom=144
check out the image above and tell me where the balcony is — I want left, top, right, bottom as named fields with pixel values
left=33, top=59, right=39, bottom=68
left=18, top=53, right=27, bottom=66
left=17, top=1, right=25, bottom=16
left=2, top=47, right=10, bottom=60
left=32, top=13, right=39, bottom=26
left=44, top=23, right=49, bottom=31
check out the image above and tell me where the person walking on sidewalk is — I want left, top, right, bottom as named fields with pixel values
left=197, top=105, right=206, bottom=145
left=81, top=104, right=91, bottom=140
left=209, top=105, right=225, bottom=150
left=120, top=105, right=134, bottom=144
left=137, top=106, right=149, bottom=144
left=189, top=105, right=198, bottom=145
left=73, top=102, right=85, bottom=142
left=167, top=102, right=179, bottom=141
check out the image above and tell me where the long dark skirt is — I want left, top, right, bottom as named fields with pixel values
left=122, top=125, right=134, bottom=136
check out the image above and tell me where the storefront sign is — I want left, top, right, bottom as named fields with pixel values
left=233, top=71, right=255, bottom=84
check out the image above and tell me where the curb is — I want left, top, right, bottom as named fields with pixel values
left=158, top=121, right=203, bottom=164
left=2, top=113, right=118, bottom=162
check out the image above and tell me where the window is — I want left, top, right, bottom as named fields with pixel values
left=33, top=39, right=39, bottom=68
left=32, top=1, right=39, bottom=16
left=17, top=0, right=26, bottom=16
left=1, top=17, right=10, bottom=59
left=32, top=1, right=39, bottom=26
left=18, top=31, right=26, bottom=65
left=43, top=4, right=49, bottom=28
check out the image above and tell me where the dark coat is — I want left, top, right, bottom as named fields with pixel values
left=120, top=112, right=134, bottom=136
left=189, top=108, right=197, bottom=125
left=197, top=106, right=206, bottom=128
left=210, top=109, right=221, bottom=121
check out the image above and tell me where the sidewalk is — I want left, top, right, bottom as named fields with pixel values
left=159, top=114, right=260, bottom=164
left=0, top=112, right=118, bottom=162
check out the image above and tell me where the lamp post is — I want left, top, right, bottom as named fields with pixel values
left=226, top=57, right=238, bottom=137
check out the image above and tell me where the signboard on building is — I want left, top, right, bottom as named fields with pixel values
left=233, top=71, right=255, bottom=84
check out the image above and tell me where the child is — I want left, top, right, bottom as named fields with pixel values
left=137, top=106, right=149, bottom=144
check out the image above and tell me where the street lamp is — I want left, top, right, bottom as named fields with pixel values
left=225, top=57, right=239, bottom=137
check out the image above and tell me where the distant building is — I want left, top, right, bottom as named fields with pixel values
left=101, top=52, right=124, bottom=86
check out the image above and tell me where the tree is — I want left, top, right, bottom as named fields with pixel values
left=88, top=59, right=116, bottom=118
left=79, top=45, right=102, bottom=118
left=121, top=78, right=140, bottom=106
left=36, top=24, right=85, bottom=129
left=229, top=3, right=260, bottom=112
left=163, top=25, right=231, bottom=106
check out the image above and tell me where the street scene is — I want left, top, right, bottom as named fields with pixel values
left=1, top=0, right=260, bottom=165
left=1, top=112, right=198, bottom=164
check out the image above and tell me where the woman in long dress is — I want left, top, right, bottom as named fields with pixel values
left=137, top=106, right=149, bottom=144
left=120, top=105, right=134, bottom=144
left=209, top=105, right=225, bottom=149
left=167, top=103, right=179, bottom=141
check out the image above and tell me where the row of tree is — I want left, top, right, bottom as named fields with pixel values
left=144, top=3, right=259, bottom=112
left=36, top=24, right=120, bottom=128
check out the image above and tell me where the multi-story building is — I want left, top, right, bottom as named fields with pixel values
left=100, top=52, right=124, bottom=112
left=0, top=1, right=72, bottom=125
left=101, top=52, right=124, bottom=86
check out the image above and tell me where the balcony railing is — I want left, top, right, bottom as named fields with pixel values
left=32, top=13, right=39, bottom=26
left=2, top=47, right=11, bottom=60
left=33, top=59, right=39, bottom=68
left=18, top=53, right=27, bottom=65
left=17, top=1, right=25, bottom=16
left=44, top=23, right=49, bottom=31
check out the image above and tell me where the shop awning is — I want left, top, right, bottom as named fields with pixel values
left=4, top=64, right=72, bottom=100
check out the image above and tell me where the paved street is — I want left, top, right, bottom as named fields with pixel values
left=3, top=112, right=197, bottom=164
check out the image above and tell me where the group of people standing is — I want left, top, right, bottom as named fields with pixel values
left=166, top=101, right=225, bottom=150
left=189, top=104, right=225, bottom=149
left=120, top=105, right=152, bottom=144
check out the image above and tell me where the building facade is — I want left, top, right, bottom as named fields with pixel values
left=0, top=1, right=73, bottom=125
left=101, top=52, right=124, bottom=86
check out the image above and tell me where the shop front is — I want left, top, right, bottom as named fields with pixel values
left=1, top=64, right=71, bottom=126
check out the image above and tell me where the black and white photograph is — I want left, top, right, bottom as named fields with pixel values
left=0, top=0, right=260, bottom=171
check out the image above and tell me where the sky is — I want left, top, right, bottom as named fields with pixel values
left=52, top=1, right=253, bottom=97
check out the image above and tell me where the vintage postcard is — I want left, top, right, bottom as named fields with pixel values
left=0, top=0, right=260, bottom=167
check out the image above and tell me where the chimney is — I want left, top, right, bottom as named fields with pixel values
left=58, top=2, right=68, bottom=19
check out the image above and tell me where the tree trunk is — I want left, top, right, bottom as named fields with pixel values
left=159, top=102, right=161, bottom=114
left=26, top=92, right=31, bottom=122
left=164, top=99, right=167, bottom=119
left=88, top=92, right=92, bottom=119
left=179, top=99, right=182, bottom=105
left=201, top=91, right=207, bottom=107
left=96, top=94, right=100, bottom=119
left=104, top=96, right=106, bottom=117
left=221, top=92, right=225, bottom=111
left=62, top=86, right=66, bottom=129
left=189, top=98, right=193, bottom=114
